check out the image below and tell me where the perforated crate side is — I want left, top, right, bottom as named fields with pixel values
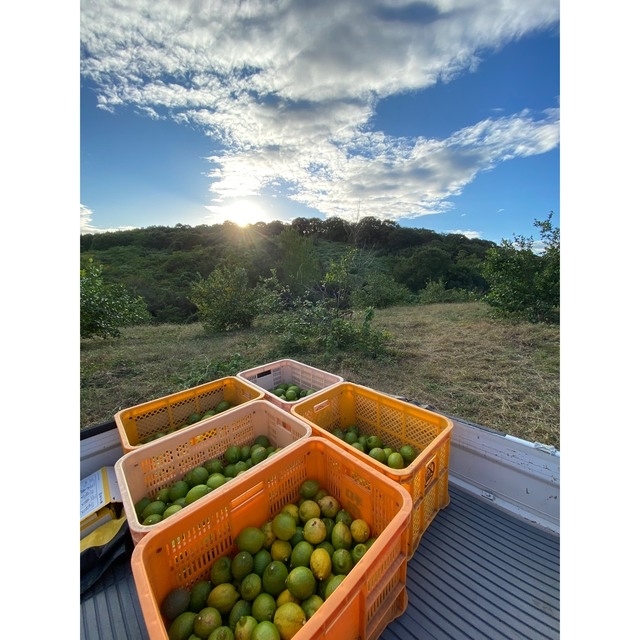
left=292, top=382, right=453, bottom=557
left=115, top=377, right=263, bottom=452
left=237, top=359, right=343, bottom=412
left=116, top=400, right=311, bottom=545
left=408, top=469, right=450, bottom=558
left=131, top=437, right=411, bottom=640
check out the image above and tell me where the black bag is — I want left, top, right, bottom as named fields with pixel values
left=80, top=516, right=133, bottom=596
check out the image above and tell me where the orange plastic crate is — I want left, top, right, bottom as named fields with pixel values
left=115, top=376, right=264, bottom=453
left=292, top=382, right=453, bottom=558
left=131, top=437, right=411, bottom=640
left=237, top=358, right=343, bottom=411
left=115, top=400, right=311, bottom=545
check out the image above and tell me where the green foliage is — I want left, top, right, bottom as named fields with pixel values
left=81, top=219, right=496, bottom=324
left=320, top=247, right=362, bottom=311
left=80, top=260, right=151, bottom=339
left=482, top=213, right=559, bottom=323
left=188, top=264, right=259, bottom=333
left=81, top=244, right=204, bottom=323
left=352, top=271, right=413, bottom=309
left=263, top=299, right=390, bottom=357
left=391, top=245, right=453, bottom=293
left=276, top=228, right=323, bottom=296
left=418, top=280, right=480, bottom=304
left=254, top=269, right=294, bottom=314
left=257, top=250, right=391, bottom=356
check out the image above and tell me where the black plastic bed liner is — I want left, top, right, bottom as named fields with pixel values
left=80, top=484, right=560, bottom=640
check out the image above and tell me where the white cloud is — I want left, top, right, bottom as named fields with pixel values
left=80, top=204, right=98, bottom=234
left=446, top=229, right=483, bottom=240
left=80, top=0, right=559, bottom=223
left=80, top=204, right=137, bottom=235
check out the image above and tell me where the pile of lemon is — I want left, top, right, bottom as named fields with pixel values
left=330, top=424, right=418, bottom=469
left=269, top=383, right=315, bottom=402
left=134, top=436, right=279, bottom=527
left=160, top=479, right=376, bottom=640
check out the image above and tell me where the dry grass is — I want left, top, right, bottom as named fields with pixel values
left=80, top=302, right=559, bottom=449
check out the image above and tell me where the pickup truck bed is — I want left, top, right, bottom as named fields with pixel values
left=80, top=415, right=560, bottom=640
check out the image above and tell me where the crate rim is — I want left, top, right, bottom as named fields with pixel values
left=114, top=375, right=260, bottom=416
left=114, top=375, right=265, bottom=452
left=236, top=358, right=344, bottom=405
left=128, top=434, right=412, bottom=547
left=237, top=357, right=338, bottom=374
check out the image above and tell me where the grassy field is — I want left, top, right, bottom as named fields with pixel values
left=80, top=301, right=560, bottom=449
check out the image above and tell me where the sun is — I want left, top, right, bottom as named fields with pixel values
left=218, top=199, right=271, bottom=227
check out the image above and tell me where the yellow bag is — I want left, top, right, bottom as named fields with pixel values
left=80, top=516, right=131, bottom=595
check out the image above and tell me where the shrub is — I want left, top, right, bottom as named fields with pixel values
left=352, top=272, right=413, bottom=309
left=418, top=280, right=480, bottom=304
left=254, top=269, right=295, bottom=314
left=188, top=265, right=259, bottom=333
left=80, top=260, right=150, bottom=339
left=482, top=213, right=559, bottom=324
left=263, top=299, right=390, bottom=357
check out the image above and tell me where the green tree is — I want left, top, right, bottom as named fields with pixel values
left=482, top=213, right=559, bottom=323
left=188, top=264, right=259, bottom=333
left=392, top=245, right=453, bottom=293
left=264, top=298, right=390, bottom=357
left=320, top=247, right=362, bottom=312
left=276, top=228, right=322, bottom=297
left=80, top=260, right=150, bottom=339
left=321, top=216, right=351, bottom=242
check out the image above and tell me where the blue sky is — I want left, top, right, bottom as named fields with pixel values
left=80, top=0, right=560, bottom=246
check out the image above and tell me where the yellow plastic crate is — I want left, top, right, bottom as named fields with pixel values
left=237, top=358, right=343, bottom=411
left=115, top=376, right=264, bottom=453
left=115, top=400, right=311, bottom=545
left=292, top=382, right=453, bottom=558
left=132, top=437, right=411, bottom=640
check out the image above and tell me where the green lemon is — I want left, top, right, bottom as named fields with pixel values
left=236, top=526, right=267, bottom=554
left=225, top=445, right=241, bottom=464
left=162, top=504, right=183, bottom=519
left=168, top=480, right=190, bottom=503
left=185, top=484, right=210, bottom=505
left=140, top=500, right=166, bottom=521
left=387, top=452, right=405, bottom=469
left=160, top=586, right=191, bottom=622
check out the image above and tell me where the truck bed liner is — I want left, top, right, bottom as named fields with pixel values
left=80, top=485, right=559, bottom=640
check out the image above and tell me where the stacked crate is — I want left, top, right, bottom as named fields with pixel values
left=118, top=360, right=453, bottom=639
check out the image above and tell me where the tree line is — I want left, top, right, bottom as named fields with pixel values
left=80, top=213, right=559, bottom=339
left=80, top=216, right=493, bottom=323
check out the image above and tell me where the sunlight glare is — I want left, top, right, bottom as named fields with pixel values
left=219, top=199, right=271, bottom=227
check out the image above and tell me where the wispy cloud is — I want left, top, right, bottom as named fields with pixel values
left=81, top=204, right=137, bottom=234
left=446, top=229, right=483, bottom=240
left=81, top=0, right=559, bottom=223
left=80, top=204, right=98, bottom=234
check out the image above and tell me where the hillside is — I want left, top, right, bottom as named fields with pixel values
left=80, top=219, right=494, bottom=323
